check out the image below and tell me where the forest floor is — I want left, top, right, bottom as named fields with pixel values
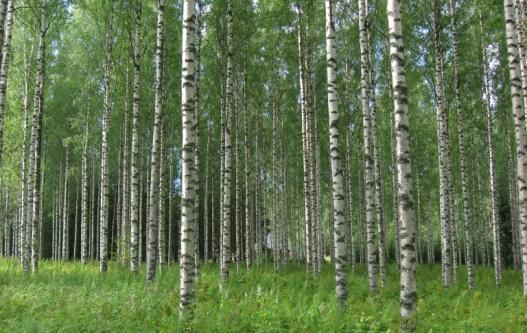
left=0, top=258, right=524, bottom=332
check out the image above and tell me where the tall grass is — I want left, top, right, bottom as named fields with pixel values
left=0, top=258, right=524, bottom=332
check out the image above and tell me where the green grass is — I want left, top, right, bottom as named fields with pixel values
left=0, top=258, right=525, bottom=332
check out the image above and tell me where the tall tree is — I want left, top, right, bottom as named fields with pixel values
left=504, top=0, right=527, bottom=317
left=130, top=0, right=142, bottom=274
left=433, top=0, right=451, bottom=288
left=80, top=98, right=89, bottom=263
left=359, top=0, right=377, bottom=292
left=479, top=1, right=502, bottom=285
left=179, top=0, right=197, bottom=316
left=146, top=0, right=165, bottom=284
left=325, top=0, right=347, bottom=306
left=0, top=0, right=14, bottom=169
left=221, top=0, right=234, bottom=281
left=61, top=148, right=69, bottom=260
left=388, top=0, right=418, bottom=330
left=448, top=0, right=474, bottom=288
left=29, top=0, right=49, bottom=273
left=99, top=0, right=113, bottom=272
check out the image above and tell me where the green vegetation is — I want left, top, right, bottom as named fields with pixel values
left=0, top=259, right=523, bottom=332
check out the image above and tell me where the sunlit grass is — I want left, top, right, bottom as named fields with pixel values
left=0, top=258, right=524, bottom=332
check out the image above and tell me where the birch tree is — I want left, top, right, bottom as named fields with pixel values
left=388, top=0, right=418, bottom=330
left=146, top=0, right=165, bottom=284
left=99, top=0, right=113, bottom=272
left=130, top=0, right=141, bottom=274
left=179, top=0, right=197, bottom=316
left=325, top=0, right=347, bottom=306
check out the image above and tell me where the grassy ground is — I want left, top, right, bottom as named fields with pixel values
left=0, top=258, right=524, bottom=332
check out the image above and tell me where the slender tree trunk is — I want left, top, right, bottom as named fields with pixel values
left=29, top=5, right=47, bottom=273
left=359, top=0, right=377, bottom=292
left=433, top=1, right=451, bottom=288
left=448, top=0, right=474, bottom=288
left=388, top=0, right=418, bottom=330
left=0, top=0, right=13, bottom=168
left=504, top=0, right=527, bottom=316
left=297, top=8, right=313, bottom=270
left=146, top=0, right=165, bottom=283
left=391, top=101, right=401, bottom=269
left=221, top=0, right=233, bottom=281
left=18, top=37, right=31, bottom=267
left=243, top=78, right=250, bottom=268
left=130, top=0, right=142, bottom=274
left=513, top=0, right=527, bottom=118
left=194, top=3, right=202, bottom=276
left=506, top=106, right=521, bottom=270
left=121, top=73, right=130, bottom=265
left=325, top=0, right=347, bottom=306
left=204, top=130, right=210, bottom=264
left=479, top=2, right=502, bottom=284
left=168, top=161, right=174, bottom=264
left=272, top=79, right=279, bottom=271
left=81, top=102, right=89, bottom=263
left=99, top=0, right=114, bottom=272
left=61, top=149, right=69, bottom=260
left=179, top=0, right=197, bottom=316
left=158, top=123, right=167, bottom=269
left=73, top=182, right=80, bottom=259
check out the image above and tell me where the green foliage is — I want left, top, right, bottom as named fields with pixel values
left=0, top=259, right=524, bottom=332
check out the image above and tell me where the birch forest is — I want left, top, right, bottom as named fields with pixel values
left=1, top=0, right=527, bottom=331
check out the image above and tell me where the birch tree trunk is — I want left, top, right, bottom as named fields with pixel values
left=221, top=0, right=233, bottom=281
left=388, top=0, right=418, bottom=330
left=433, top=1, right=451, bottom=288
left=81, top=103, right=89, bottom=263
left=503, top=0, right=527, bottom=316
left=18, top=37, right=31, bottom=269
left=121, top=74, right=130, bottom=265
left=130, top=0, right=141, bottom=274
left=325, top=0, right=347, bottom=306
left=297, top=8, right=312, bottom=270
left=179, top=0, right=197, bottom=316
left=158, top=123, right=167, bottom=269
left=146, top=0, right=165, bottom=283
left=29, top=2, right=48, bottom=273
left=243, top=78, right=250, bottom=268
left=448, top=0, right=474, bottom=288
left=194, top=3, right=202, bottom=275
left=359, top=0, right=377, bottom=292
left=61, top=148, right=69, bottom=260
left=99, top=0, right=113, bottom=272
left=0, top=0, right=13, bottom=169
left=479, top=2, right=502, bottom=284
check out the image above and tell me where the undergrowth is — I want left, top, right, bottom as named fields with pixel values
left=0, top=258, right=524, bottom=332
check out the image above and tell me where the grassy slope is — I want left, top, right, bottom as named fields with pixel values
left=0, top=258, right=524, bottom=332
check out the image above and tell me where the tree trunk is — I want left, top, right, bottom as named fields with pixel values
left=297, top=9, right=313, bottom=270
left=179, top=0, right=197, bottom=316
left=359, top=0, right=377, bottom=292
left=130, top=0, right=142, bottom=274
left=158, top=123, right=167, bottom=269
left=61, top=148, right=69, bottom=260
left=387, top=0, right=418, bottom=330
left=449, top=0, right=474, bottom=288
left=146, top=0, right=165, bottom=283
left=433, top=1, right=451, bottom=288
left=479, top=2, right=502, bottom=285
left=325, top=0, right=347, bottom=306
left=0, top=0, right=13, bottom=168
left=221, top=0, right=233, bottom=281
left=504, top=0, right=527, bottom=316
left=29, top=5, right=48, bottom=273
left=99, top=0, right=113, bottom=272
